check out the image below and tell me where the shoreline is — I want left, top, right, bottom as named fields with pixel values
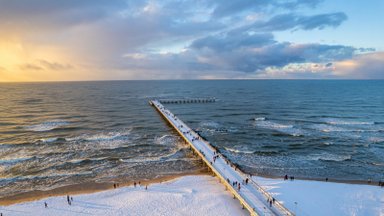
left=0, top=171, right=206, bottom=206
left=1, top=170, right=382, bottom=207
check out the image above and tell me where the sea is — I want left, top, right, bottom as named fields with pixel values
left=1, top=80, right=383, bottom=198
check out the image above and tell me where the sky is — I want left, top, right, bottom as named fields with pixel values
left=0, top=0, right=383, bottom=81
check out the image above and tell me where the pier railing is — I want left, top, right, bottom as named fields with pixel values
left=157, top=97, right=216, bottom=104
left=150, top=100, right=294, bottom=216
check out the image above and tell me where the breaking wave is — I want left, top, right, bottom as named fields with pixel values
left=306, top=153, right=352, bottom=162
left=154, top=134, right=179, bottom=145
left=25, top=120, right=69, bottom=132
left=254, top=120, right=304, bottom=136
left=224, top=147, right=254, bottom=154
left=322, top=118, right=375, bottom=125
left=67, top=128, right=132, bottom=142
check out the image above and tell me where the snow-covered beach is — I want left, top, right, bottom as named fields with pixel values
left=1, top=174, right=383, bottom=216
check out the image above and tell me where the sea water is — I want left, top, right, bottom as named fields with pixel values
left=1, top=80, right=383, bottom=198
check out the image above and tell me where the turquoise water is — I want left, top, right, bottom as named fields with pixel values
left=1, top=80, right=383, bottom=197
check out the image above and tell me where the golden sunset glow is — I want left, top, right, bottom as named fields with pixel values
left=0, top=0, right=382, bottom=81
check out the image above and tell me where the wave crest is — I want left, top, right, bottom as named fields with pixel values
left=25, top=120, right=69, bottom=132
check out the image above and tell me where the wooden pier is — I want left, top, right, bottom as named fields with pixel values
left=157, top=97, right=216, bottom=104
left=150, top=100, right=294, bottom=216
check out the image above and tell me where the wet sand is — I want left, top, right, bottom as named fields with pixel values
left=0, top=171, right=206, bottom=206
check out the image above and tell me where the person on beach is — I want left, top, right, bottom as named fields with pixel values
left=67, top=195, right=71, bottom=205
left=269, top=199, right=272, bottom=207
left=134, top=182, right=137, bottom=187
left=245, top=178, right=249, bottom=185
left=272, top=197, right=275, bottom=204
left=114, top=184, right=116, bottom=189
left=145, top=185, right=148, bottom=190
left=45, top=202, right=48, bottom=208
left=71, top=197, right=73, bottom=202
left=284, top=175, right=288, bottom=180
left=238, top=183, right=241, bottom=191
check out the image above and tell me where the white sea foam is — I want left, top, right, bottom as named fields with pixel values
left=37, top=137, right=64, bottom=143
left=322, top=118, right=375, bottom=125
left=154, top=134, right=179, bottom=145
left=25, top=120, right=69, bottom=132
left=68, top=128, right=132, bottom=142
left=254, top=117, right=266, bottom=121
left=254, top=120, right=304, bottom=136
left=367, top=137, right=384, bottom=143
left=310, top=124, right=350, bottom=133
left=224, top=147, right=254, bottom=154
left=199, top=121, right=220, bottom=128
left=306, top=153, right=352, bottom=162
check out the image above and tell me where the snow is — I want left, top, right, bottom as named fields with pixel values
left=0, top=175, right=248, bottom=216
left=256, top=177, right=384, bottom=216
left=2, top=175, right=383, bottom=216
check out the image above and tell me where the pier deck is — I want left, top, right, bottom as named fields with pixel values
left=150, top=100, right=293, bottom=216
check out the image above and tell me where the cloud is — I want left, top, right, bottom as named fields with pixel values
left=187, top=31, right=356, bottom=73
left=249, top=12, right=347, bottom=32
left=210, top=0, right=323, bottom=17
left=19, top=63, right=44, bottom=71
left=0, top=0, right=128, bottom=31
left=334, top=52, right=384, bottom=79
left=39, top=60, right=73, bottom=70
left=191, top=32, right=275, bottom=52
left=0, top=0, right=381, bottom=81
left=19, top=60, right=73, bottom=71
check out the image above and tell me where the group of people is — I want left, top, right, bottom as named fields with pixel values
left=133, top=181, right=148, bottom=190
left=284, top=175, right=295, bottom=181
left=226, top=177, right=250, bottom=192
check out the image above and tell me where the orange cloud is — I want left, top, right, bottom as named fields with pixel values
left=334, top=52, right=384, bottom=78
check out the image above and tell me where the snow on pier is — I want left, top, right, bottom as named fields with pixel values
left=150, top=100, right=294, bottom=216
